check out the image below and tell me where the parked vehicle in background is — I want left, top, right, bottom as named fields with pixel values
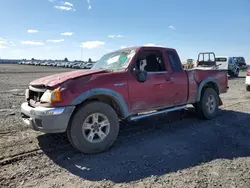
left=85, top=63, right=94, bottom=69
left=245, top=68, right=250, bottom=91
left=21, top=46, right=228, bottom=154
left=17, top=59, right=95, bottom=69
left=182, top=59, right=195, bottom=69
left=72, top=63, right=81, bottom=69
left=215, top=56, right=239, bottom=77
left=234, top=57, right=247, bottom=69
left=196, top=53, right=239, bottom=77
left=195, top=52, right=219, bottom=69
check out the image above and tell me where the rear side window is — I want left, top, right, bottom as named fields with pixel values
left=166, top=50, right=182, bottom=72
left=215, top=58, right=227, bottom=62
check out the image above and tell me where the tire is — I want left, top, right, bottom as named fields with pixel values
left=67, top=101, right=120, bottom=154
left=234, top=69, right=239, bottom=77
left=195, top=88, right=219, bottom=120
left=228, top=71, right=234, bottom=78
left=246, top=85, right=250, bottom=92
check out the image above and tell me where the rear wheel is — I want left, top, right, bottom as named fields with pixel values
left=246, top=85, right=250, bottom=92
left=228, top=70, right=232, bottom=77
left=67, top=101, right=120, bottom=154
left=195, top=88, right=219, bottom=119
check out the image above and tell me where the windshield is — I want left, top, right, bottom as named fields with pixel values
left=91, top=48, right=137, bottom=71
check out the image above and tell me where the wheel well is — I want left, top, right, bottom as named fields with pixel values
left=201, top=82, right=219, bottom=96
left=77, top=95, right=123, bottom=118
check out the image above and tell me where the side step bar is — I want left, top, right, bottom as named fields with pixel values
left=128, top=105, right=187, bottom=121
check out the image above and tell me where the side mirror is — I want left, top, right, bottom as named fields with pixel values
left=133, top=68, right=147, bottom=82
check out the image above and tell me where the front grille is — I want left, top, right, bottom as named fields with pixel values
left=29, top=90, right=44, bottom=102
left=27, top=86, right=46, bottom=103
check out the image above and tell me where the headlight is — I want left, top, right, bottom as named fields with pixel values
left=40, top=88, right=62, bottom=103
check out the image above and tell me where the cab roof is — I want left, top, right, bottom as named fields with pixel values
left=121, top=45, right=175, bottom=51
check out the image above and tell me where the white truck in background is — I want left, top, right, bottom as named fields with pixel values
left=215, top=56, right=239, bottom=77
left=195, top=53, right=239, bottom=77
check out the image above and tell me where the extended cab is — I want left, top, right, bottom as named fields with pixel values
left=21, top=46, right=229, bottom=154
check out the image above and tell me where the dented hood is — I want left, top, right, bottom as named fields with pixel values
left=30, top=69, right=105, bottom=87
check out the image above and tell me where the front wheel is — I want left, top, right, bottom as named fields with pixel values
left=195, top=88, right=219, bottom=120
left=67, top=101, right=120, bottom=154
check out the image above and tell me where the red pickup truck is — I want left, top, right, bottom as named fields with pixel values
left=21, top=46, right=228, bottom=154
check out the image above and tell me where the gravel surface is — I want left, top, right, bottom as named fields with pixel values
left=0, top=64, right=250, bottom=188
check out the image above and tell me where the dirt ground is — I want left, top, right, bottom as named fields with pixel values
left=0, top=64, right=250, bottom=188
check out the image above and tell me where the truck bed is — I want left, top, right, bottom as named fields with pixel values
left=186, top=69, right=228, bottom=104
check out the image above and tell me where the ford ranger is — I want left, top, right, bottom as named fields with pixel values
left=21, top=46, right=229, bottom=154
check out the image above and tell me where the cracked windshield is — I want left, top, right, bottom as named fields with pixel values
left=92, top=48, right=136, bottom=71
left=0, top=0, right=249, bottom=188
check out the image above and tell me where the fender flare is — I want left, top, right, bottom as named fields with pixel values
left=71, top=88, right=130, bottom=118
left=196, top=77, right=220, bottom=102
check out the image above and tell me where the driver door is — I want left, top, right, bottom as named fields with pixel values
left=128, top=48, right=175, bottom=113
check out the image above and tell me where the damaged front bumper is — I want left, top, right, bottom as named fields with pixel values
left=21, top=102, right=75, bottom=133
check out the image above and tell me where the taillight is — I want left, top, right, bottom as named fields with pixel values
left=246, top=72, right=250, bottom=77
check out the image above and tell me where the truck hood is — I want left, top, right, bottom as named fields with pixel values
left=30, top=69, right=106, bottom=87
